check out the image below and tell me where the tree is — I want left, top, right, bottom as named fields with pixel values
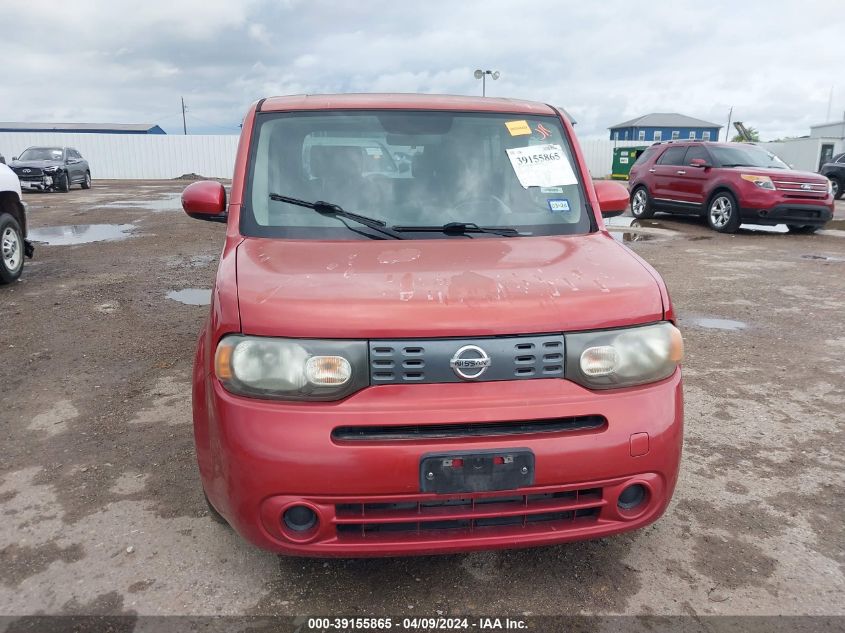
left=731, top=126, right=760, bottom=142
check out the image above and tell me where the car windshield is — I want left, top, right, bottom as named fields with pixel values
left=18, top=148, right=64, bottom=161
left=243, top=110, right=590, bottom=239
left=709, top=145, right=788, bottom=169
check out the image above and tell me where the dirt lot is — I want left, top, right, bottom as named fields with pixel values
left=1, top=181, right=843, bottom=618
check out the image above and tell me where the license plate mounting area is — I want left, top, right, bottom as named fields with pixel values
left=419, top=449, right=535, bottom=494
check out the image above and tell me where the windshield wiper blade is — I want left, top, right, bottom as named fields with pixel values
left=392, top=222, right=525, bottom=237
left=268, top=193, right=403, bottom=240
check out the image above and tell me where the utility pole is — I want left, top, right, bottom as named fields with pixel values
left=181, top=96, right=188, bottom=135
left=725, top=106, right=733, bottom=142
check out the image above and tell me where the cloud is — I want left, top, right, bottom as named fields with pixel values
left=0, top=0, right=841, bottom=138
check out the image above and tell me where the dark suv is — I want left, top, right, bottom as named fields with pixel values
left=628, top=141, right=834, bottom=233
left=9, top=147, right=91, bottom=192
left=820, top=152, right=845, bottom=200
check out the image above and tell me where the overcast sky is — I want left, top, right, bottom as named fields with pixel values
left=1, top=0, right=841, bottom=139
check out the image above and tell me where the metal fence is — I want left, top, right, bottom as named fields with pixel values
left=0, top=132, right=239, bottom=180
left=0, top=132, right=645, bottom=181
left=1, top=132, right=837, bottom=181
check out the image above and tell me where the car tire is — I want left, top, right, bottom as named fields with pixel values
left=787, top=225, right=819, bottom=234
left=82, top=171, right=91, bottom=190
left=829, top=176, right=843, bottom=200
left=204, top=492, right=229, bottom=526
left=59, top=172, right=71, bottom=193
left=630, top=186, right=655, bottom=219
left=0, top=213, right=25, bottom=284
left=706, top=191, right=741, bottom=233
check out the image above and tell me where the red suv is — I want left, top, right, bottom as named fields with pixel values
left=628, top=141, right=834, bottom=233
left=181, top=94, right=684, bottom=557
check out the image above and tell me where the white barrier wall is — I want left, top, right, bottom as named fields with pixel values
left=580, top=139, right=652, bottom=178
left=0, top=132, right=240, bottom=180
left=758, top=138, right=843, bottom=173
left=0, top=132, right=664, bottom=180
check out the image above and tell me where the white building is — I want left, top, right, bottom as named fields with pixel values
left=810, top=118, right=845, bottom=139
left=758, top=117, right=844, bottom=173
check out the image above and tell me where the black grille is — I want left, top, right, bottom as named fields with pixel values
left=369, top=335, right=566, bottom=384
left=13, top=167, right=43, bottom=177
left=335, top=487, right=603, bottom=537
left=332, top=415, right=606, bottom=441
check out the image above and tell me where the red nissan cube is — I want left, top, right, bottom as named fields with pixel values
left=182, top=94, right=684, bottom=557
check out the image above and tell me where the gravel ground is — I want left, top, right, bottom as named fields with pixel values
left=0, top=181, right=843, bottom=618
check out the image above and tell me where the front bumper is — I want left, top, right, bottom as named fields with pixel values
left=741, top=203, right=834, bottom=226
left=18, top=175, right=54, bottom=191
left=195, top=371, right=683, bottom=557
left=736, top=185, right=834, bottom=226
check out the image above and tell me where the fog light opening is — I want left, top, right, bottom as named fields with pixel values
left=617, top=484, right=647, bottom=512
left=283, top=505, right=318, bottom=533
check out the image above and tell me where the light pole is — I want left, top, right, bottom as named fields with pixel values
left=474, top=69, right=500, bottom=96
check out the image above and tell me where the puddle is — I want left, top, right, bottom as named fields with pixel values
left=685, top=316, right=748, bottom=331
left=28, top=224, right=136, bottom=245
left=738, top=224, right=788, bottom=234
left=801, top=254, right=845, bottom=262
left=610, top=232, right=655, bottom=243
left=100, top=193, right=182, bottom=212
left=605, top=216, right=668, bottom=230
left=166, top=288, right=211, bottom=306
left=605, top=215, right=682, bottom=242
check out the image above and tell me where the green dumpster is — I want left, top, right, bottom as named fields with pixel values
left=611, top=146, right=648, bottom=180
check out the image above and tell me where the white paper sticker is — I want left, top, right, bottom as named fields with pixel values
left=505, top=144, right=578, bottom=189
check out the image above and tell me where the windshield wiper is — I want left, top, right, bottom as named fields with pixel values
left=268, top=193, right=403, bottom=240
left=391, top=222, right=525, bottom=237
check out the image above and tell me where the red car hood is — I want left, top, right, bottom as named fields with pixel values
left=235, top=233, right=664, bottom=339
left=728, top=166, right=828, bottom=183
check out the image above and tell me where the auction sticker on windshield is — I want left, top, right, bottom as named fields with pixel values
left=506, top=143, right=578, bottom=188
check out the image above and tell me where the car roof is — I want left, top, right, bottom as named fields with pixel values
left=258, top=93, right=557, bottom=116
left=651, top=141, right=765, bottom=149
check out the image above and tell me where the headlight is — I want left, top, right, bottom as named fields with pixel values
left=43, top=166, right=59, bottom=173
left=215, top=335, right=368, bottom=401
left=565, top=322, right=683, bottom=389
left=828, top=179, right=835, bottom=195
left=740, top=174, right=775, bottom=190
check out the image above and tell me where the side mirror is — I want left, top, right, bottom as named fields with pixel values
left=398, top=162, right=410, bottom=173
left=182, top=180, right=227, bottom=222
left=12, top=157, right=17, bottom=161
left=689, top=158, right=710, bottom=168
left=593, top=179, right=629, bottom=217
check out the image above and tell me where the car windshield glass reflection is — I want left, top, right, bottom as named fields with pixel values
left=18, top=148, right=63, bottom=161
left=243, top=111, right=591, bottom=240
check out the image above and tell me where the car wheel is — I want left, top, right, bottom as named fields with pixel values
left=59, top=172, right=71, bottom=192
left=830, top=176, right=843, bottom=200
left=0, top=213, right=25, bottom=284
left=82, top=171, right=91, bottom=190
left=204, top=492, right=229, bottom=526
left=706, top=191, right=741, bottom=233
left=787, top=225, right=819, bottom=234
left=630, top=187, right=655, bottom=219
